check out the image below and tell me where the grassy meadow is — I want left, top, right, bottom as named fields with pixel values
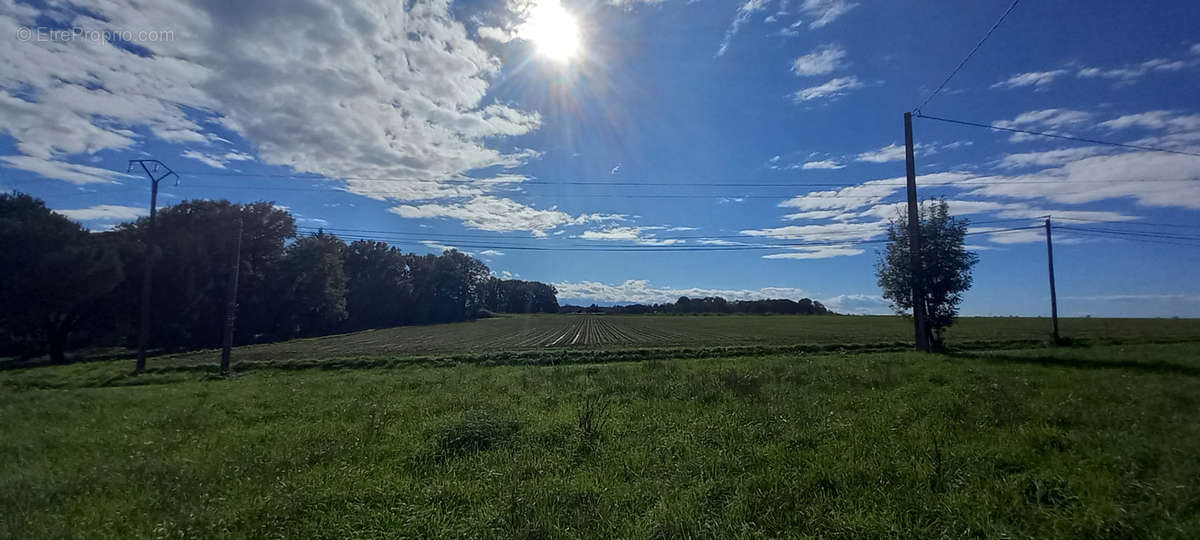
left=2, top=326, right=1200, bottom=537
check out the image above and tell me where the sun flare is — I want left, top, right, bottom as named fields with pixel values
left=517, top=0, right=582, bottom=63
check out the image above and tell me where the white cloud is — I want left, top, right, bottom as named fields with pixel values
left=479, top=249, right=505, bottom=256
left=181, top=150, right=256, bottom=169
left=995, top=109, right=1093, bottom=131
left=0, top=0, right=586, bottom=233
left=820, top=293, right=890, bottom=314
left=716, top=0, right=770, bottom=57
left=854, top=143, right=906, bottom=163
left=791, top=43, right=847, bottom=76
left=992, top=70, right=1068, bottom=90
left=800, top=0, right=859, bottom=29
left=801, top=159, right=844, bottom=169
left=579, top=226, right=684, bottom=246
left=477, top=26, right=513, bottom=43
left=420, top=240, right=459, bottom=253
left=390, top=196, right=622, bottom=236
left=1100, top=111, right=1200, bottom=132
left=776, top=172, right=970, bottom=213
left=1077, top=56, right=1198, bottom=83
left=992, top=109, right=1093, bottom=142
left=553, top=279, right=811, bottom=304
left=783, top=209, right=852, bottom=221
left=55, top=204, right=147, bottom=222
left=0, top=155, right=128, bottom=184
left=963, top=151, right=1200, bottom=209
left=762, top=244, right=864, bottom=259
left=741, top=220, right=888, bottom=243
left=791, top=76, right=863, bottom=102
left=996, top=146, right=1108, bottom=169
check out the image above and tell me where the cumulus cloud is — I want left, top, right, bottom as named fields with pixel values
left=791, top=43, right=847, bottom=76
left=0, top=0, right=600, bottom=234
left=791, top=76, right=863, bottom=102
left=552, top=279, right=811, bottom=304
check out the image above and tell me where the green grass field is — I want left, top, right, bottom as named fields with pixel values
left=3, top=316, right=1200, bottom=537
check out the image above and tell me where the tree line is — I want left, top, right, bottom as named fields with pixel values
left=561, top=296, right=833, bottom=315
left=0, top=193, right=559, bottom=363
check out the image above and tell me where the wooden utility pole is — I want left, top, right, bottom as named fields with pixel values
left=220, top=212, right=244, bottom=377
left=128, top=160, right=177, bottom=372
left=1044, top=217, right=1060, bottom=343
left=903, top=112, right=930, bottom=352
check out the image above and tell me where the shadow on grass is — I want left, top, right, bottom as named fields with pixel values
left=949, top=350, right=1200, bottom=377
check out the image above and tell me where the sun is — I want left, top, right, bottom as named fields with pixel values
left=517, top=0, right=582, bottom=63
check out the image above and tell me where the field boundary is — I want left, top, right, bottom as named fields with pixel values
left=7, top=336, right=1199, bottom=391
left=138, top=335, right=1200, bottom=375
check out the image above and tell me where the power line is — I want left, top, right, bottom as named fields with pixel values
left=289, top=225, right=1041, bottom=252
left=1054, top=225, right=1200, bottom=242
left=1050, top=216, right=1200, bottom=230
left=916, top=113, right=1200, bottom=158
left=913, top=0, right=1023, bottom=114
left=1057, top=227, right=1200, bottom=248
left=296, top=218, right=1042, bottom=242
left=170, top=170, right=1200, bottom=188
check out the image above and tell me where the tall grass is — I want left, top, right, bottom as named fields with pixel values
left=2, top=342, right=1199, bottom=536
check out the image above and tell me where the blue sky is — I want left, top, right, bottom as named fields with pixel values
left=3, top=0, right=1200, bottom=316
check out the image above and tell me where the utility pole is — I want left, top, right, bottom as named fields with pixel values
left=220, top=211, right=244, bottom=377
left=903, top=112, right=929, bottom=352
left=1044, top=217, right=1060, bottom=343
left=128, top=159, right=177, bottom=373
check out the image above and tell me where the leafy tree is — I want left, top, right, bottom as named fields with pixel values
left=876, top=199, right=978, bottom=349
left=107, top=200, right=295, bottom=349
left=278, top=232, right=348, bottom=336
left=430, top=249, right=489, bottom=323
left=343, top=240, right=411, bottom=329
left=480, top=278, right=559, bottom=314
left=0, top=193, right=122, bottom=363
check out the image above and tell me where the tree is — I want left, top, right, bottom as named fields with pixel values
left=343, top=240, right=411, bottom=329
left=876, top=199, right=978, bottom=349
left=277, top=232, right=348, bottom=336
left=106, top=200, right=295, bottom=349
left=0, top=193, right=122, bottom=363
